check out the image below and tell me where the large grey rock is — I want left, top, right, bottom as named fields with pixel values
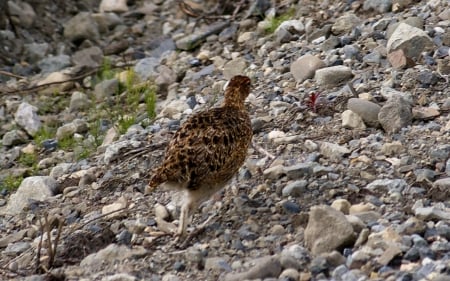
left=378, top=95, right=413, bottom=133
left=69, top=91, right=91, bottom=112
left=223, top=58, right=248, bottom=80
left=56, top=119, right=89, bottom=140
left=363, top=0, right=392, bottom=13
left=223, top=255, right=282, bottom=281
left=347, top=98, right=381, bottom=127
left=305, top=205, right=355, bottom=255
left=37, top=55, right=72, bottom=74
left=72, top=46, right=103, bottom=68
left=14, top=102, right=41, bottom=136
left=80, top=244, right=138, bottom=268
left=64, top=12, right=100, bottom=43
left=331, top=13, right=361, bottom=35
left=319, top=142, right=351, bottom=162
left=1, top=176, right=58, bottom=215
left=94, top=78, right=119, bottom=101
left=387, top=23, right=434, bottom=59
left=290, top=54, right=326, bottom=83
left=315, top=66, right=353, bottom=87
left=7, top=0, right=36, bottom=28
left=2, top=129, right=28, bottom=146
left=134, top=57, right=160, bottom=81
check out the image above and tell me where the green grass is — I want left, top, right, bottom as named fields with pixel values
left=0, top=175, right=23, bottom=191
left=34, top=126, right=56, bottom=147
left=18, top=152, right=38, bottom=167
left=265, top=8, right=296, bottom=34
left=58, top=135, right=77, bottom=150
left=117, top=115, right=136, bottom=134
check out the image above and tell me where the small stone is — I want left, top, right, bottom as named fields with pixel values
left=381, top=141, right=405, bottom=156
left=102, top=197, right=127, bottom=219
left=342, top=110, right=366, bottom=129
left=64, top=12, right=100, bottom=43
left=282, top=180, right=308, bottom=197
left=14, top=102, right=41, bottom=136
left=263, top=165, right=286, bottom=179
left=331, top=199, right=351, bottom=215
left=319, top=142, right=350, bottom=162
left=279, top=268, right=300, bottom=280
left=412, top=107, right=440, bottom=120
left=154, top=203, right=170, bottom=221
left=72, top=46, right=103, bottom=68
left=284, top=163, right=315, bottom=179
left=363, top=0, right=392, bottom=13
left=280, top=245, right=311, bottom=270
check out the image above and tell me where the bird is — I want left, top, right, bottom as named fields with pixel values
left=147, top=75, right=253, bottom=237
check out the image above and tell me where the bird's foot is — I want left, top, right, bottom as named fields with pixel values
left=178, top=212, right=218, bottom=249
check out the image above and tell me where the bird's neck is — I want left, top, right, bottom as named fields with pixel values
left=223, top=89, right=247, bottom=110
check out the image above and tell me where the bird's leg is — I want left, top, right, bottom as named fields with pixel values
left=177, top=200, right=191, bottom=237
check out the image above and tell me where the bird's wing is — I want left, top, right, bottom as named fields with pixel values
left=161, top=108, right=252, bottom=189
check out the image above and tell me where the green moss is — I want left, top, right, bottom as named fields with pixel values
left=0, top=175, right=23, bottom=191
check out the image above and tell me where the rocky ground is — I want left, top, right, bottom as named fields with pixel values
left=1, top=0, right=450, bottom=280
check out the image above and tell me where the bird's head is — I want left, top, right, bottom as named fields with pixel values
left=224, top=75, right=252, bottom=108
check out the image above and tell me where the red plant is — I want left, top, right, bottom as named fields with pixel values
left=306, top=92, right=321, bottom=113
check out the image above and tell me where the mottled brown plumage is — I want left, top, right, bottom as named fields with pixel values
left=148, top=75, right=253, bottom=236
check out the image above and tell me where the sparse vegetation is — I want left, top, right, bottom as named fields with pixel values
left=34, top=126, right=56, bottom=147
left=265, top=8, right=296, bottom=34
left=0, top=174, right=23, bottom=191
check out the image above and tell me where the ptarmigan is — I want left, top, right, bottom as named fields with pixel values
left=147, top=75, right=253, bottom=236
